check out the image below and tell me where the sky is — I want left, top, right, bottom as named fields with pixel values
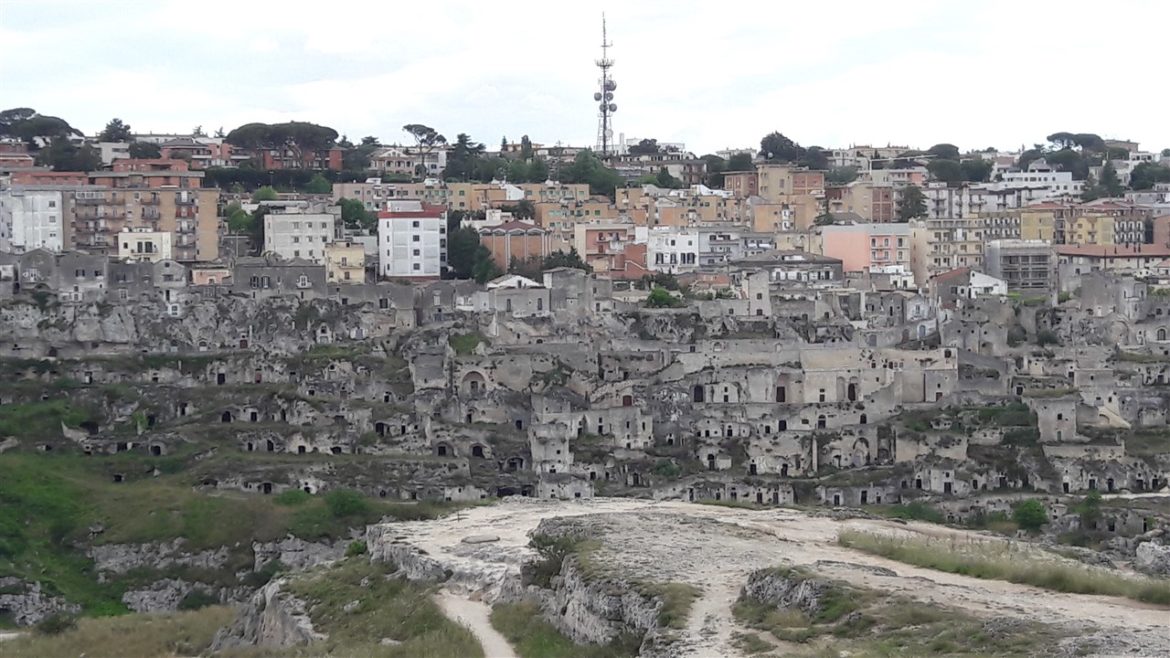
left=2, top=0, right=1169, bottom=156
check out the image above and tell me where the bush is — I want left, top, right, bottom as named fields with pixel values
left=646, top=286, right=683, bottom=308
left=177, top=590, right=219, bottom=611
left=1035, top=329, right=1061, bottom=346
left=1012, top=500, right=1048, bottom=531
left=274, top=489, right=312, bottom=506
left=324, top=489, right=370, bottom=519
left=346, top=540, right=368, bottom=557
left=34, top=614, right=77, bottom=636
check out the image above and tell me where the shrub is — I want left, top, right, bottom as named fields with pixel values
left=346, top=540, right=368, bottom=557
left=324, top=489, right=370, bottom=518
left=274, top=489, right=312, bottom=506
left=34, top=614, right=77, bottom=636
left=652, top=460, right=681, bottom=478
left=177, top=590, right=219, bottom=611
left=645, top=287, right=683, bottom=308
left=1013, top=499, right=1048, bottom=531
left=1035, top=329, right=1061, bottom=346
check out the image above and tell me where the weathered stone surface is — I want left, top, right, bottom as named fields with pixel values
left=366, top=525, right=451, bottom=582
left=89, top=539, right=229, bottom=576
left=210, top=578, right=324, bottom=650
left=121, top=579, right=193, bottom=613
left=0, top=578, right=82, bottom=627
left=536, top=556, right=662, bottom=646
left=461, top=534, right=500, bottom=544
left=253, top=537, right=347, bottom=572
left=740, top=567, right=831, bottom=617
left=1135, top=541, right=1170, bottom=576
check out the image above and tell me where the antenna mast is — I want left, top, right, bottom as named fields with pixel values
left=594, top=13, right=617, bottom=158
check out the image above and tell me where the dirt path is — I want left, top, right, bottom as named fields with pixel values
left=378, top=498, right=1170, bottom=657
left=435, top=590, right=518, bottom=658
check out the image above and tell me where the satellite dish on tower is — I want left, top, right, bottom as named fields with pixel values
left=608, top=103, right=617, bottom=112
left=604, top=129, right=613, bottom=138
left=605, top=80, right=617, bottom=91
left=593, top=92, right=602, bottom=101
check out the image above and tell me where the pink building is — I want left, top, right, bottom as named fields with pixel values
left=820, top=223, right=914, bottom=273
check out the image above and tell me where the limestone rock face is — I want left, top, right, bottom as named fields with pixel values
left=88, top=539, right=229, bottom=576
left=740, top=568, right=831, bottom=617
left=538, top=556, right=661, bottom=646
left=253, top=537, right=347, bottom=572
left=365, top=525, right=451, bottom=582
left=210, top=578, right=324, bottom=651
left=121, top=579, right=194, bottom=613
left=1135, top=541, right=1170, bottom=576
left=0, top=578, right=82, bottom=626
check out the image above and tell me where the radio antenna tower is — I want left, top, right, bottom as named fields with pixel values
left=594, top=14, right=617, bottom=157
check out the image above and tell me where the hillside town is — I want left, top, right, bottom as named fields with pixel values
left=3, top=106, right=1170, bottom=657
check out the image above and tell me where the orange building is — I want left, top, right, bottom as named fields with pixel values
left=478, top=221, right=551, bottom=269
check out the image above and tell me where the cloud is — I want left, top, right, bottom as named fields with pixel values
left=1, top=0, right=1168, bottom=153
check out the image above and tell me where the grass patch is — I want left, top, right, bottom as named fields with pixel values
left=733, top=565, right=1063, bottom=656
left=838, top=530, right=1170, bottom=605
left=0, top=452, right=480, bottom=617
left=490, top=601, right=641, bottom=658
left=869, top=502, right=944, bottom=524
left=0, top=605, right=233, bottom=658
left=731, top=631, right=774, bottom=654
left=0, top=399, right=96, bottom=439
left=640, top=582, right=700, bottom=629
left=285, top=558, right=484, bottom=658
left=449, top=332, right=486, bottom=355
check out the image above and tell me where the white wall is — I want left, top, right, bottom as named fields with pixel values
left=263, top=212, right=335, bottom=264
left=379, top=215, right=445, bottom=278
left=0, top=189, right=65, bottom=252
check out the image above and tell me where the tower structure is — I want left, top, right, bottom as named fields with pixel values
left=594, top=14, right=617, bottom=157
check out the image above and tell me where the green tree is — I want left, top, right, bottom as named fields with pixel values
left=960, top=159, right=994, bottom=182
left=226, top=122, right=340, bottom=168
left=37, top=141, right=99, bottom=171
left=542, top=248, right=591, bottom=272
left=1013, top=499, right=1048, bottom=532
left=825, top=166, right=859, bottom=185
left=443, top=133, right=487, bottom=181
left=1130, top=162, right=1170, bottom=190
left=1046, top=148, right=1091, bottom=180
left=99, top=117, right=132, bottom=142
left=561, top=150, right=624, bottom=199
left=927, top=159, right=963, bottom=186
left=1099, top=162, right=1123, bottom=197
left=655, top=167, right=683, bottom=189
left=925, top=143, right=961, bottom=161
left=252, top=186, right=279, bottom=202
left=402, top=123, right=447, bottom=178
left=628, top=138, right=660, bottom=156
left=700, top=154, right=726, bottom=187
left=895, top=185, right=927, bottom=222
left=339, top=198, right=376, bottom=232
left=646, top=286, right=683, bottom=308
left=128, top=142, right=161, bottom=159
left=725, top=152, right=754, bottom=172
left=797, top=146, right=829, bottom=170
left=520, top=135, right=533, bottom=160
left=1076, top=489, right=1103, bottom=529
left=472, top=246, right=503, bottom=283
left=225, top=202, right=253, bottom=233
left=500, top=199, right=536, bottom=220
left=759, top=131, right=804, bottom=163
left=304, top=173, right=331, bottom=195
left=447, top=227, right=482, bottom=278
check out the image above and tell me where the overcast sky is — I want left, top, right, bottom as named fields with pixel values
left=3, top=0, right=1168, bottom=156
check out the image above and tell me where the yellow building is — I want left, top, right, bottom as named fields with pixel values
left=1019, top=208, right=1057, bottom=242
left=1068, top=214, right=1116, bottom=246
left=325, top=241, right=366, bottom=284
left=71, top=187, right=218, bottom=262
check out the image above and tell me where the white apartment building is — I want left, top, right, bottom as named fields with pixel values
left=117, top=229, right=173, bottom=263
left=263, top=210, right=336, bottom=264
left=999, top=165, right=1082, bottom=197
left=646, top=227, right=699, bottom=273
left=97, top=142, right=131, bottom=166
left=378, top=200, right=447, bottom=279
left=0, top=187, right=66, bottom=253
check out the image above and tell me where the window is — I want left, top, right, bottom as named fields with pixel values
left=412, top=220, right=419, bottom=228
left=413, top=249, right=420, bottom=256
left=412, top=263, right=420, bottom=271
left=412, top=235, right=420, bottom=242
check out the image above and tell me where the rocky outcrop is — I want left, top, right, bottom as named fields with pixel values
left=253, top=537, right=347, bottom=572
left=740, top=567, right=832, bottom=617
left=0, top=578, right=82, bottom=626
left=88, top=539, right=230, bottom=576
left=122, top=579, right=195, bottom=613
left=210, top=578, right=324, bottom=651
left=366, top=525, right=451, bottom=582
left=536, top=556, right=661, bottom=646
left=1135, top=541, right=1170, bottom=576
